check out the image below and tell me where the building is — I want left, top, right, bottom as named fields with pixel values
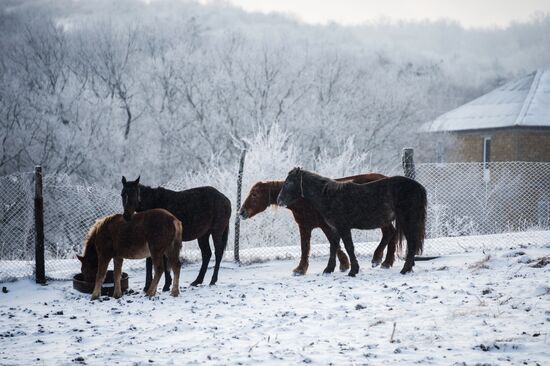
left=421, top=69, right=550, bottom=163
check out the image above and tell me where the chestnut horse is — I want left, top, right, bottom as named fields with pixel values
left=77, top=209, right=182, bottom=300
left=239, top=173, right=397, bottom=275
left=277, top=168, right=427, bottom=275
left=121, top=176, right=231, bottom=287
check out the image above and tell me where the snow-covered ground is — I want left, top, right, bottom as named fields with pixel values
left=1, top=244, right=549, bottom=365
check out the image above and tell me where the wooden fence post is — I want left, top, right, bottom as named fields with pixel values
left=402, top=148, right=416, bottom=179
left=34, top=166, right=46, bottom=284
left=233, top=149, right=246, bottom=263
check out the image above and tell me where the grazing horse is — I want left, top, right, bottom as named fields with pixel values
left=239, top=174, right=398, bottom=275
left=277, top=168, right=427, bottom=275
left=77, top=209, right=182, bottom=300
left=121, top=176, right=231, bottom=287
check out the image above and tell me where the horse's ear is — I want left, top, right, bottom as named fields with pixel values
left=122, top=176, right=127, bottom=185
left=76, top=254, right=83, bottom=262
left=136, top=176, right=140, bottom=184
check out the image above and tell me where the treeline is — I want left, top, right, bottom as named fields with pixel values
left=1, top=0, right=549, bottom=185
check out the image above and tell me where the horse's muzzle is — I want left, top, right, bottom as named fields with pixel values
left=276, top=197, right=287, bottom=207
left=239, top=211, right=248, bottom=220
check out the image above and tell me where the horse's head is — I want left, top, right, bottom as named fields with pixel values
left=121, top=175, right=140, bottom=222
left=277, top=167, right=303, bottom=207
left=239, top=182, right=273, bottom=220
left=76, top=251, right=97, bottom=283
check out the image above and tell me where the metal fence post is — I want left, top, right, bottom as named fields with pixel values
left=402, top=148, right=416, bottom=179
left=34, top=166, right=46, bottom=284
left=233, top=149, right=246, bottom=263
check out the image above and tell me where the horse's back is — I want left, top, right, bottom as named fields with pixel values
left=149, top=186, right=230, bottom=240
left=336, top=173, right=387, bottom=184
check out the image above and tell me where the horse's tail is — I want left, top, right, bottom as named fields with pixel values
left=169, top=219, right=183, bottom=262
left=394, top=179, right=427, bottom=256
left=415, top=183, right=427, bottom=255
left=394, top=219, right=405, bottom=257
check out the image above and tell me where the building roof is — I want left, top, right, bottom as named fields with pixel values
left=423, top=69, right=550, bottom=132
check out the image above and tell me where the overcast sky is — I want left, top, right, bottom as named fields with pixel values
left=204, top=0, right=550, bottom=28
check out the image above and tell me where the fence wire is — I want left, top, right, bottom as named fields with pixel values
left=1, top=161, right=549, bottom=282
left=0, top=172, right=34, bottom=281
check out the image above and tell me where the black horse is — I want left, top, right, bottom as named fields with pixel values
left=121, top=176, right=231, bottom=288
left=277, top=168, right=427, bottom=275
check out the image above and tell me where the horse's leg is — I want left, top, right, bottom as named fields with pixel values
left=381, top=226, right=398, bottom=269
left=372, top=225, right=392, bottom=267
left=162, top=255, right=172, bottom=292
left=143, top=257, right=152, bottom=292
left=340, top=229, right=360, bottom=277
left=166, top=242, right=181, bottom=297
left=169, top=255, right=181, bottom=297
left=334, top=236, right=350, bottom=272
left=399, top=218, right=417, bottom=274
left=91, top=256, right=110, bottom=300
left=209, top=225, right=228, bottom=285
left=320, top=226, right=340, bottom=274
left=146, top=254, right=164, bottom=297
left=113, top=257, right=123, bottom=299
left=191, top=234, right=211, bottom=286
left=293, top=225, right=312, bottom=275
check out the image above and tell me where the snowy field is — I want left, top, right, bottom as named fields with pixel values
left=1, top=244, right=549, bottom=365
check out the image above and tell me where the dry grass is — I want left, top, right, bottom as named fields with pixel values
left=468, top=254, right=491, bottom=271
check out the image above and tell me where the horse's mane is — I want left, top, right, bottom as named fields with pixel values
left=298, top=169, right=344, bottom=194
left=82, top=214, right=117, bottom=257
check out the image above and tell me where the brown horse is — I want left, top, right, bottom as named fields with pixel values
left=77, top=208, right=183, bottom=300
left=277, top=168, right=427, bottom=275
left=239, top=173, right=397, bottom=275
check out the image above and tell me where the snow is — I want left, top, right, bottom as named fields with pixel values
left=3, top=231, right=549, bottom=282
left=424, top=69, right=550, bottom=132
left=1, top=242, right=550, bottom=365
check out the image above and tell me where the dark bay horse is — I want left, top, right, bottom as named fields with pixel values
left=239, top=174, right=398, bottom=275
left=277, top=168, right=427, bottom=275
left=78, top=209, right=182, bottom=300
left=121, top=177, right=231, bottom=287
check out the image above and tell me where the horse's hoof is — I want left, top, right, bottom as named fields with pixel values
left=348, top=272, right=357, bottom=277
left=339, top=264, right=350, bottom=272
left=292, top=264, right=308, bottom=275
left=209, top=281, right=217, bottom=286
left=292, top=266, right=307, bottom=275
left=371, top=259, right=382, bottom=268
left=113, top=291, right=122, bottom=299
left=381, top=262, right=392, bottom=269
left=322, top=267, right=335, bottom=274
left=146, top=290, right=157, bottom=297
left=190, top=281, right=201, bottom=287
left=170, top=289, right=180, bottom=297
left=400, top=267, right=413, bottom=274
left=162, top=286, right=171, bottom=292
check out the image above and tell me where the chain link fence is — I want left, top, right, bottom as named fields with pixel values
left=1, top=161, right=550, bottom=282
left=235, top=161, right=550, bottom=262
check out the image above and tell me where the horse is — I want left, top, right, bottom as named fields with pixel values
left=121, top=176, right=231, bottom=287
left=77, top=209, right=182, bottom=300
left=239, top=174, right=398, bottom=275
left=277, top=168, right=427, bottom=275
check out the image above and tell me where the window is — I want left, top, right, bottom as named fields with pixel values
left=483, top=136, right=491, bottom=168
